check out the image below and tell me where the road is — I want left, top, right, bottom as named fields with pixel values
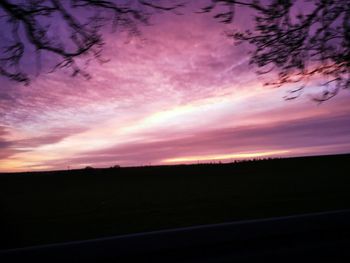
left=1, top=209, right=350, bottom=262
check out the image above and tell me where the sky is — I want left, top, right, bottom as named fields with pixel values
left=1, top=2, right=350, bottom=172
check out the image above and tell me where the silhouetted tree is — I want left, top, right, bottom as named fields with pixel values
left=1, top=1, right=349, bottom=102
left=0, top=0, right=182, bottom=84
left=203, top=0, right=350, bottom=101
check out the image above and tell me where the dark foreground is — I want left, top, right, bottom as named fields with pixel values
left=0, top=154, right=350, bottom=251
left=1, top=209, right=350, bottom=262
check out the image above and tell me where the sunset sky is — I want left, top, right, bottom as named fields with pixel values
left=1, top=2, right=350, bottom=172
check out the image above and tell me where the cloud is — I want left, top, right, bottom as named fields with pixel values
left=0, top=126, right=87, bottom=167
left=42, top=110, right=350, bottom=168
left=0, top=126, right=18, bottom=160
left=1, top=5, right=350, bottom=172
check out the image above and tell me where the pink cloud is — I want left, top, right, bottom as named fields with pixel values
left=1, top=5, right=350, bottom=172
left=34, top=108, right=350, bottom=169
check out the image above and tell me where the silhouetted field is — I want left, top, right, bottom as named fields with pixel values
left=0, top=154, right=349, bottom=249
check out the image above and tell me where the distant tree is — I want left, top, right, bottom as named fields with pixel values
left=0, top=0, right=182, bottom=84
left=203, top=0, right=350, bottom=101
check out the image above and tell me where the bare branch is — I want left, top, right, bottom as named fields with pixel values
left=0, top=0, right=183, bottom=84
left=206, top=0, right=350, bottom=101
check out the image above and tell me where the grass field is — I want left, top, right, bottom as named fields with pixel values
left=1, top=154, right=350, bottom=249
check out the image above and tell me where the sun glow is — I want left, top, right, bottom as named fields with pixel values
left=162, top=150, right=290, bottom=164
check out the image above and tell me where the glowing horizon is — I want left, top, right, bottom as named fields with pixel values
left=162, top=150, right=290, bottom=164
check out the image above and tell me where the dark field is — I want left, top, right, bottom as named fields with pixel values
left=1, top=154, right=349, bottom=250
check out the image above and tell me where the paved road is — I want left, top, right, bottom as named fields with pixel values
left=1, top=209, right=350, bottom=262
